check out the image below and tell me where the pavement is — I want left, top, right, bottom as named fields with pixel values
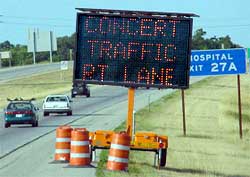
left=0, top=86, right=128, bottom=158
left=0, top=77, right=205, bottom=177
left=0, top=61, right=73, bottom=83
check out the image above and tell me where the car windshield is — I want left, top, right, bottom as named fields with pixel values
left=46, top=96, right=67, bottom=102
left=7, top=103, right=32, bottom=110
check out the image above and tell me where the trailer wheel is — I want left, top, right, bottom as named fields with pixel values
left=89, top=148, right=93, bottom=162
left=159, top=148, right=167, bottom=167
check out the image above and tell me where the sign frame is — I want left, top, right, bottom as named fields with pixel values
left=73, top=8, right=196, bottom=89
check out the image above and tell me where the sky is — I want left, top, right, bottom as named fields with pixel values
left=0, top=0, right=250, bottom=47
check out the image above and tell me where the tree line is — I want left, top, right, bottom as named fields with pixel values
left=0, top=28, right=241, bottom=67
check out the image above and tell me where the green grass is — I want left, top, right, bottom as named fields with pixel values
left=0, top=69, right=73, bottom=108
left=96, top=75, right=250, bottom=177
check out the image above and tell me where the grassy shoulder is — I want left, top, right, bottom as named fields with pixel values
left=0, top=69, right=73, bottom=108
left=96, top=75, right=250, bottom=177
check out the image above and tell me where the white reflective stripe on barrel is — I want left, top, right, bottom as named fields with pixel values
left=71, top=141, right=89, bottom=146
left=110, top=144, right=130, bottom=151
left=56, top=138, right=71, bottom=142
left=70, top=153, right=90, bottom=158
left=55, top=149, right=70, bottom=154
left=108, top=156, right=129, bottom=163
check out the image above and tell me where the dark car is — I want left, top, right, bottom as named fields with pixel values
left=71, top=83, right=90, bottom=98
left=4, top=98, right=39, bottom=128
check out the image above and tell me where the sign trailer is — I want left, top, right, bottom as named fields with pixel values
left=74, top=8, right=197, bottom=167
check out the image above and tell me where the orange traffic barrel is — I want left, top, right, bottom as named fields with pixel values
left=54, top=126, right=72, bottom=162
left=69, top=128, right=91, bottom=166
left=107, top=132, right=131, bottom=171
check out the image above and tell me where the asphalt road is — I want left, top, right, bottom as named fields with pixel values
left=0, top=86, right=129, bottom=158
left=0, top=85, right=177, bottom=177
left=0, top=62, right=73, bottom=83
left=0, top=76, right=205, bottom=177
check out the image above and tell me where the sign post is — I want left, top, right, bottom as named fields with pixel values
left=247, top=48, right=250, bottom=59
left=33, top=31, right=36, bottom=64
left=237, top=74, right=243, bottom=139
left=49, top=31, right=53, bottom=63
left=69, top=49, right=73, bottom=61
left=181, top=89, right=186, bottom=136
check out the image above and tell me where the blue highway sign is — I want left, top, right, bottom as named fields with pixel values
left=190, top=48, right=246, bottom=76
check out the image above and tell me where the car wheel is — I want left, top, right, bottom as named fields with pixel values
left=72, top=94, right=75, bottom=98
left=67, top=111, right=72, bottom=116
left=43, top=112, right=49, bottom=116
left=4, top=123, right=10, bottom=128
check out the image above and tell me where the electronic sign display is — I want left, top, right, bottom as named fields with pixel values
left=74, top=9, right=194, bottom=88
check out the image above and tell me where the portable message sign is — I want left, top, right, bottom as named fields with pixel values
left=74, top=8, right=195, bottom=89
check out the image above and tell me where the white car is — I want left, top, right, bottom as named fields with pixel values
left=43, top=95, right=72, bottom=116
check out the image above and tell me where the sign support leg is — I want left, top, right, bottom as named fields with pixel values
left=181, top=89, right=186, bottom=136
left=49, top=50, right=52, bottom=63
left=49, top=31, right=53, bottom=63
left=237, top=74, right=243, bottom=139
left=9, top=58, right=11, bottom=67
left=32, top=31, right=36, bottom=64
left=126, top=87, right=135, bottom=138
left=69, top=49, right=73, bottom=61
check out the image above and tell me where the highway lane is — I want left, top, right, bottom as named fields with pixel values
left=0, top=77, right=205, bottom=177
left=0, top=85, right=129, bottom=158
left=0, top=77, right=205, bottom=159
left=0, top=86, right=174, bottom=177
left=0, top=61, right=73, bottom=83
